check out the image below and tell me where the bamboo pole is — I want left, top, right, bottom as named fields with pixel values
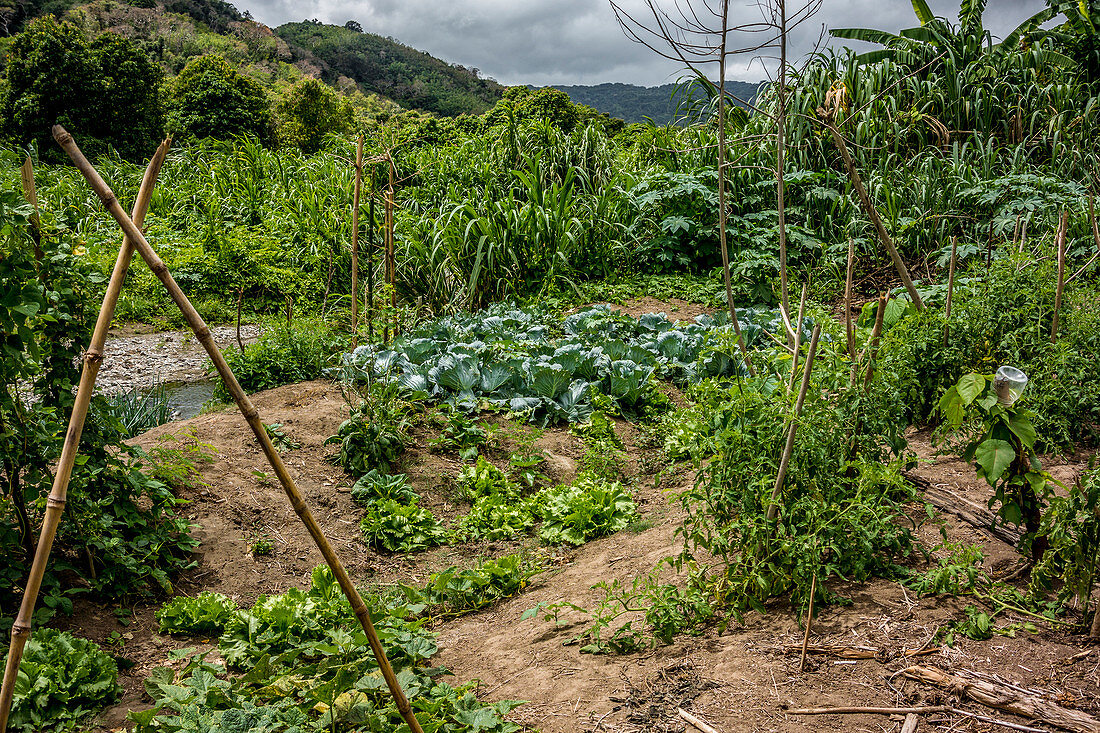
left=387, top=156, right=397, bottom=340
left=863, top=291, right=886, bottom=389
left=943, top=236, right=957, bottom=347
left=0, top=137, right=171, bottom=733
left=1051, top=210, right=1068, bottom=344
left=367, top=170, right=376, bottom=342
left=766, top=323, right=821, bottom=522
left=19, top=159, right=40, bottom=246
left=351, top=135, right=364, bottom=348
left=49, top=126, right=425, bottom=733
left=823, top=122, right=924, bottom=310
left=786, top=282, right=809, bottom=394
left=843, top=238, right=856, bottom=385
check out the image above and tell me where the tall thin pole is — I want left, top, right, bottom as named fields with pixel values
left=49, top=127, right=425, bottom=733
left=1051, top=210, right=1067, bottom=344
left=0, top=137, right=171, bottom=733
left=367, top=168, right=376, bottom=342
left=715, top=0, right=755, bottom=377
left=943, top=236, right=957, bottom=347
left=351, top=135, right=364, bottom=348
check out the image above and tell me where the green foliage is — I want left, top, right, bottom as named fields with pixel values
left=1, top=17, right=164, bottom=160
left=572, top=411, right=627, bottom=480
left=350, top=470, right=419, bottom=506
left=2, top=629, right=121, bottom=732
left=167, top=54, right=272, bottom=142
left=359, top=497, right=446, bottom=552
left=103, top=381, right=173, bottom=439
left=906, top=542, right=987, bottom=596
left=0, top=197, right=196, bottom=615
left=135, top=429, right=217, bottom=491
left=402, top=555, right=539, bottom=618
left=262, top=422, right=300, bottom=452
left=451, top=491, right=539, bottom=543
left=276, top=21, right=503, bottom=117
left=274, top=77, right=353, bottom=153
left=155, top=591, right=239, bottom=636
left=454, top=456, right=518, bottom=501
left=429, top=409, right=489, bottom=460
left=325, top=385, right=411, bottom=477
left=133, top=566, right=523, bottom=733
left=537, top=472, right=637, bottom=546
left=1029, top=462, right=1100, bottom=623
left=937, top=372, right=1055, bottom=547
left=214, top=321, right=344, bottom=399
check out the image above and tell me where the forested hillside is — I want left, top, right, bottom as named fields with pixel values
left=550, top=80, right=761, bottom=123
left=277, top=21, right=504, bottom=117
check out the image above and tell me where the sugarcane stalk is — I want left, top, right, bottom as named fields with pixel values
left=0, top=136, right=171, bottom=733
left=351, top=135, right=364, bottom=348
left=49, top=126, right=424, bottom=733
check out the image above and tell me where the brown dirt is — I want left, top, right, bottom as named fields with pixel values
left=592, top=297, right=714, bottom=323
left=60, top=305, right=1100, bottom=732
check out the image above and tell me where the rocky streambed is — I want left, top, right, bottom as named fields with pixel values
left=98, top=325, right=262, bottom=419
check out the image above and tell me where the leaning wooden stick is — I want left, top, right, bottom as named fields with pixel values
left=766, top=323, right=821, bottom=522
left=1051, top=210, right=1068, bottom=344
left=0, top=137, right=171, bottom=733
left=49, top=126, right=425, bottom=733
left=350, top=134, right=364, bottom=348
left=822, top=121, right=924, bottom=310
left=943, top=236, right=957, bottom=347
left=787, top=282, right=809, bottom=394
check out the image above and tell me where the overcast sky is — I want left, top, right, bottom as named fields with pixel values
left=240, top=0, right=1046, bottom=86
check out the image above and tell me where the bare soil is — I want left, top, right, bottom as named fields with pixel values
left=63, top=309, right=1100, bottom=733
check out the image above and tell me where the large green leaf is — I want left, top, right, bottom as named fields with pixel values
left=974, top=439, right=1015, bottom=484
left=911, top=0, right=935, bottom=24
left=1006, top=411, right=1036, bottom=450
left=956, top=373, right=986, bottom=405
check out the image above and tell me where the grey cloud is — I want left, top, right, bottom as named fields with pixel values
left=241, top=0, right=1047, bottom=86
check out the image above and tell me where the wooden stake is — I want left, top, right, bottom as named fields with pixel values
left=823, top=122, right=924, bottom=310
left=0, top=136, right=171, bottom=733
left=844, top=238, right=856, bottom=383
left=900, top=712, right=919, bottom=733
left=943, top=236, right=957, bottom=347
left=1051, top=210, right=1068, bottom=344
left=798, top=572, right=816, bottom=672
left=49, top=127, right=425, bottom=733
left=235, top=287, right=244, bottom=352
left=367, top=172, right=376, bottom=341
left=787, top=282, right=809, bottom=394
left=351, top=135, right=364, bottom=348
left=863, top=291, right=886, bottom=389
left=786, top=706, right=950, bottom=715
left=19, top=159, right=41, bottom=249
left=766, top=323, right=821, bottom=522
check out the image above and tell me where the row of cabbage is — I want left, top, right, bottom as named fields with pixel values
left=335, top=303, right=813, bottom=423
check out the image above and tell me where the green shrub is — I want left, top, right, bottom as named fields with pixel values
left=214, top=321, right=345, bottom=399
left=155, top=591, right=239, bottom=636
left=538, top=473, right=637, bottom=546
left=3, top=629, right=121, bottom=732
left=350, top=470, right=419, bottom=506
left=326, top=383, right=413, bottom=477
left=359, top=498, right=446, bottom=552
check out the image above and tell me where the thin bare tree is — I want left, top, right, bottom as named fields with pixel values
left=611, top=0, right=821, bottom=369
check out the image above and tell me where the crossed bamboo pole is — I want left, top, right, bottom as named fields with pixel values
left=0, top=137, right=170, bottom=731
left=0, top=128, right=424, bottom=733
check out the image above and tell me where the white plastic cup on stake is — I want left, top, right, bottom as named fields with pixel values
left=993, top=366, right=1028, bottom=406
